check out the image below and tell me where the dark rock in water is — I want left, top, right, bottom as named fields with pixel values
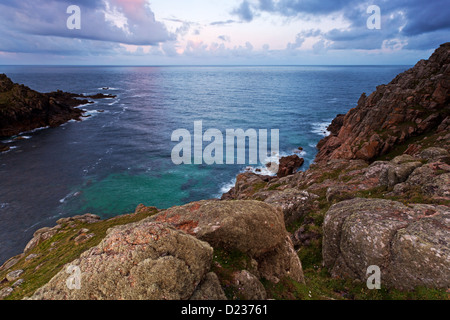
left=277, top=155, right=304, bottom=178
left=0, top=142, right=9, bottom=152
left=0, top=75, right=116, bottom=137
left=315, top=42, right=450, bottom=163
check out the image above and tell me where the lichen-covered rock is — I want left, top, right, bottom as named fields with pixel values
left=150, top=200, right=304, bottom=284
left=221, top=172, right=273, bottom=200
left=388, top=205, right=450, bottom=290
left=24, top=226, right=60, bottom=253
left=390, top=161, right=450, bottom=201
left=323, top=198, right=450, bottom=290
left=6, top=270, right=23, bottom=282
left=262, top=189, right=319, bottom=226
left=255, top=235, right=305, bottom=284
left=29, top=222, right=213, bottom=300
left=373, top=156, right=423, bottom=187
left=419, top=147, right=449, bottom=162
left=151, top=200, right=286, bottom=257
left=190, top=272, right=227, bottom=300
left=56, top=213, right=100, bottom=225
left=230, top=270, right=267, bottom=300
left=0, top=287, right=13, bottom=300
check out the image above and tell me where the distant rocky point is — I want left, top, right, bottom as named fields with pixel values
left=316, top=42, right=450, bottom=162
left=0, top=74, right=115, bottom=137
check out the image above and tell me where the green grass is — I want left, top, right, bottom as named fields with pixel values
left=211, top=248, right=253, bottom=300
left=263, top=266, right=449, bottom=300
left=0, top=208, right=158, bottom=300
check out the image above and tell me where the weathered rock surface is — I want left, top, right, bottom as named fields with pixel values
left=323, top=198, right=450, bottom=290
left=230, top=270, right=267, bottom=300
left=29, top=222, right=214, bottom=300
left=6, top=270, right=23, bottom=282
left=276, top=155, right=305, bottom=178
left=151, top=200, right=285, bottom=257
left=262, top=189, right=319, bottom=226
left=190, top=272, right=227, bottom=300
left=22, top=214, right=100, bottom=253
left=316, top=43, right=450, bottom=163
left=221, top=172, right=273, bottom=200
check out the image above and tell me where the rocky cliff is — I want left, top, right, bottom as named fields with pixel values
left=0, top=74, right=115, bottom=137
left=315, top=42, right=450, bottom=162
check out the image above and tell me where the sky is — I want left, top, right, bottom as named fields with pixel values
left=0, top=0, right=448, bottom=65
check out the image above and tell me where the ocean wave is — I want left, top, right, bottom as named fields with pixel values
left=311, top=121, right=331, bottom=137
left=1, top=146, right=18, bottom=154
left=326, top=98, right=338, bottom=104
left=108, top=99, right=120, bottom=106
left=59, top=191, right=82, bottom=203
left=76, top=101, right=97, bottom=108
left=80, top=109, right=107, bottom=121
left=18, top=126, right=50, bottom=135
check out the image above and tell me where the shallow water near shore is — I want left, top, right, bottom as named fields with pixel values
left=0, top=65, right=408, bottom=263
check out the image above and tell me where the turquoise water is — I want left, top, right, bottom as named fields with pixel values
left=0, top=65, right=409, bottom=262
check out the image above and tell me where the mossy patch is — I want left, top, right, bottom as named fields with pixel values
left=211, top=248, right=253, bottom=300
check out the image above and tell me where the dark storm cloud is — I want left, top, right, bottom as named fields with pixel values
left=232, top=0, right=450, bottom=50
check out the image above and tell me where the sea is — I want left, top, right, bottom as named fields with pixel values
left=0, top=65, right=409, bottom=263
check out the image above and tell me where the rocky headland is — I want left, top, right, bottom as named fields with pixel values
left=0, top=43, right=449, bottom=300
left=0, top=74, right=115, bottom=138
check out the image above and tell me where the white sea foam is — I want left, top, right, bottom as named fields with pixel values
left=219, top=178, right=236, bottom=195
left=311, top=121, right=331, bottom=137
left=108, top=99, right=120, bottom=106
left=59, top=191, right=82, bottom=203
left=76, top=101, right=96, bottom=108
left=326, top=98, right=338, bottom=104
left=80, top=109, right=107, bottom=121
left=20, top=126, right=50, bottom=135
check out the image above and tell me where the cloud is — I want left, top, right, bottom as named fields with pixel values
left=232, top=0, right=450, bottom=51
left=218, top=35, right=231, bottom=42
left=0, top=0, right=173, bottom=47
left=210, top=20, right=237, bottom=26
left=232, top=1, right=254, bottom=22
left=256, top=0, right=358, bottom=16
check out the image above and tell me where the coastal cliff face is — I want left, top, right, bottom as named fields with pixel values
left=0, top=44, right=449, bottom=300
left=315, top=42, right=450, bottom=162
left=0, top=74, right=84, bottom=137
left=0, top=74, right=115, bottom=138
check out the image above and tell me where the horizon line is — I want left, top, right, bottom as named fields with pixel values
left=0, top=64, right=413, bottom=67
